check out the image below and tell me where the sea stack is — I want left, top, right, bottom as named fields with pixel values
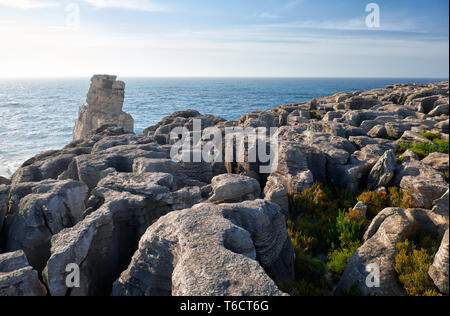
left=73, top=75, right=134, bottom=141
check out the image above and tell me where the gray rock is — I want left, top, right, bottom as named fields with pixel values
left=273, top=142, right=314, bottom=195
left=428, top=229, right=449, bottom=295
left=0, top=185, right=9, bottom=235
left=5, top=179, right=88, bottom=272
left=366, top=149, right=397, bottom=190
left=337, top=207, right=448, bottom=296
left=0, top=176, right=10, bottom=185
left=400, top=163, right=448, bottom=209
left=353, top=201, right=367, bottom=218
left=112, top=200, right=293, bottom=296
left=73, top=75, right=134, bottom=141
left=263, top=176, right=289, bottom=217
left=43, top=189, right=170, bottom=296
left=421, top=152, right=449, bottom=173
left=0, top=250, right=47, bottom=296
left=367, top=125, right=388, bottom=138
left=396, top=130, right=434, bottom=146
left=345, top=97, right=380, bottom=110
left=432, top=189, right=449, bottom=216
left=209, top=174, right=261, bottom=203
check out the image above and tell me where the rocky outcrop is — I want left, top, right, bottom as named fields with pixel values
left=1, top=78, right=448, bottom=297
left=111, top=200, right=293, bottom=296
left=209, top=174, right=261, bottom=203
left=73, top=75, right=134, bottom=141
left=0, top=250, right=47, bottom=296
left=4, top=179, right=88, bottom=272
left=366, top=149, right=397, bottom=190
left=264, top=176, right=289, bottom=217
left=336, top=207, right=448, bottom=296
left=428, top=229, right=449, bottom=295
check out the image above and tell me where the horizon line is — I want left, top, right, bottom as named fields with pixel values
left=0, top=76, right=448, bottom=80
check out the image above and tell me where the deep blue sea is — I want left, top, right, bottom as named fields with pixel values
left=0, top=77, right=446, bottom=177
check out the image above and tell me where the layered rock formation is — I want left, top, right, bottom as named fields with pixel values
left=73, top=75, right=134, bottom=141
left=0, top=77, right=448, bottom=296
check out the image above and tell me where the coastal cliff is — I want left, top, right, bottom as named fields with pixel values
left=0, top=76, right=448, bottom=296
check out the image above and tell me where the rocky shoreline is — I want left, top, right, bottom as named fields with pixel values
left=0, top=75, right=448, bottom=296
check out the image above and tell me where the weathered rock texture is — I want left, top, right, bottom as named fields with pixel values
left=0, top=250, right=47, bottom=296
left=429, top=229, right=449, bottom=295
left=112, top=200, right=293, bottom=296
left=73, top=75, right=134, bottom=141
left=336, top=207, right=448, bottom=296
left=1, top=78, right=448, bottom=297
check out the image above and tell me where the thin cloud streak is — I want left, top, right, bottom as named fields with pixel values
left=0, top=0, right=59, bottom=9
left=82, top=0, right=169, bottom=12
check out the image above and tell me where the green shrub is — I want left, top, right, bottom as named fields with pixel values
left=289, top=183, right=356, bottom=255
left=279, top=252, right=330, bottom=296
left=394, top=234, right=442, bottom=296
left=326, top=209, right=367, bottom=280
left=398, top=134, right=449, bottom=159
left=419, top=132, right=440, bottom=141
left=357, top=188, right=415, bottom=218
left=445, top=171, right=449, bottom=183
left=327, top=241, right=360, bottom=281
left=309, top=111, right=322, bottom=120
left=341, top=283, right=362, bottom=296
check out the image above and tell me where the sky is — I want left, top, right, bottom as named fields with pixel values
left=0, top=0, right=448, bottom=78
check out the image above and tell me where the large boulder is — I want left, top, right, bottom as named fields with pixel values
left=399, top=163, right=448, bottom=209
left=421, top=152, right=449, bottom=173
left=73, top=75, right=134, bottom=141
left=428, top=229, right=449, bottom=295
left=263, top=176, right=289, bottom=217
left=4, top=179, right=88, bottom=272
left=0, top=250, right=47, bottom=296
left=366, top=149, right=397, bottom=190
left=209, top=174, right=261, bottom=203
left=112, top=200, right=294, bottom=296
left=336, top=207, right=448, bottom=296
left=42, top=182, right=190, bottom=296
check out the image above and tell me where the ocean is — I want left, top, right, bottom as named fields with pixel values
left=0, top=77, right=446, bottom=178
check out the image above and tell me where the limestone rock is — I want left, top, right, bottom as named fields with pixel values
left=428, top=229, right=449, bottom=295
left=5, top=179, right=88, bottom=272
left=337, top=207, right=448, bottom=296
left=112, top=200, right=293, bottom=296
left=366, top=149, right=397, bottom=190
left=421, top=152, right=449, bottom=173
left=264, top=176, right=289, bottom=217
left=400, top=163, right=448, bottom=209
left=73, top=75, right=134, bottom=141
left=0, top=250, right=47, bottom=296
left=209, top=174, right=261, bottom=203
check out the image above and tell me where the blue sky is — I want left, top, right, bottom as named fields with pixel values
left=0, top=0, right=448, bottom=77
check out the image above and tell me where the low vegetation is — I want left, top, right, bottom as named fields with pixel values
left=283, top=183, right=371, bottom=295
left=357, top=187, right=416, bottom=218
left=394, top=232, right=443, bottom=296
left=282, top=183, right=421, bottom=295
left=309, top=111, right=322, bottom=120
left=398, top=132, right=449, bottom=159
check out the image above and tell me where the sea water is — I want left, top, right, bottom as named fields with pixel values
left=0, top=77, right=445, bottom=177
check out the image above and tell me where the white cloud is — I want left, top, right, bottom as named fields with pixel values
left=257, top=13, right=281, bottom=19
left=0, top=0, right=59, bottom=9
left=82, top=0, right=168, bottom=12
